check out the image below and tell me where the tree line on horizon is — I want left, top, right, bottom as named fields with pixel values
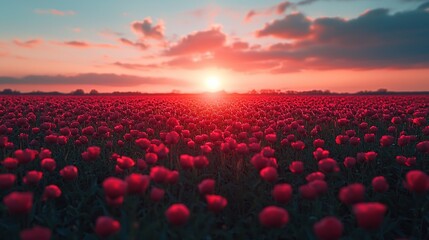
left=0, top=88, right=428, bottom=96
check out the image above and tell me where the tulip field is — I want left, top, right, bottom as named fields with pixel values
left=0, top=94, right=428, bottom=240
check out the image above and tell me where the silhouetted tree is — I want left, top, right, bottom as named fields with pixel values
left=89, top=89, right=99, bottom=95
left=71, top=89, right=85, bottom=95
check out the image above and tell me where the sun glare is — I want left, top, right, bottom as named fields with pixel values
left=205, top=76, right=221, bottom=92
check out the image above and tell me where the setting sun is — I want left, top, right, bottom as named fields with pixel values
left=205, top=76, right=221, bottom=92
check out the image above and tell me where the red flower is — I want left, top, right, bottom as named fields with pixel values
left=165, top=131, right=180, bottom=144
left=291, top=141, right=305, bottom=151
left=300, top=184, right=318, bottom=200
left=259, top=206, right=289, bottom=228
left=193, top=155, right=209, bottom=169
left=145, top=152, right=158, bottom=164
left=206, top=195, right=228, bottom=213
left=0, top=173, right=16, bottom=189
left=3, top=191, right=33, bottom=214
left=260, top=166, right=278, bottom=182
left=364, top=133, right=375, bottom=143
left=416, top=141, right=429, bottom=154
left=180, top=154, right=194, bottom=170
left=126, top=173, right=150, bottom=194
left=14, top=149, right=38, bottom=164
left=167, top=170, right=179, bottom=184
left=313, top=216, right=343, bottom=240
left=198, top=179, right=215, bottom=195
left=2, top=157, right=19, bottom=170
left=250, top=154, right=269, bottom=170
left=380, top=135, right=394, bottom=147
left=95, top=216, right=120, bottom=237
left=59, top=165, right=78, bottom=181
left=23, top=171, right=43, bottom=186
left=150, top=166, right=170, bottom=183
left=289, top=161, right=304, bottom=174
left=40, top=158, right=56, bottom=172
left=81, top=146, right=101, bottom=161
left=364, top=151, right=377, bottom=162
left=405, top=170, right=429, bottom=193
left=150, top=187, right=165, bottom=202
left=313, top=148, right=330, bottom=161
left=165, top=204, right=190, bottom=226
left=116, top=156, right=135, bottom=169
left=102, top=177, right=127, bottom=199
left=313, top=139, right=325, bottom=148
left=308, top=180, right=328, bottom=195
left=20, top=226, right=52, bottom=240
left=339, top=183, right=365, bottom=205
left=343, top=157, right=356, bottom=168
left=272, top=183, right=293, bottom=203
left=318, top=158, right=339, bottom=173
left=371, top=176, right=389, bottom=193
left=306, top=172, right=325, bottom=182
left=43, top=185, right=62, bottom=200
left=135, top=138, right=151, bottom=150
left=353, top=203, right=387, bottom=230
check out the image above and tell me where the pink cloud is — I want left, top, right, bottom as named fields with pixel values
left=60, top=41, right=115, bottom=48
left=131, top=18, right=164, bottom=40
left=166, top=26, right=226, bottom=55
left=118, top=38, right=148, bottom=50
left=13, top=39, right=43, bottom=48
left=245, top=1, right=294, bottom=22
left=34, top=9, right=76, bottom=16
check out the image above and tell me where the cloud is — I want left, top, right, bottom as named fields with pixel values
left=131, top=18, right=164, bottom=40
left=165, top=5, right=429, bottom=73
left=166, top=26, right=226, bottom=55
left=60, top=41, right=115, bottom=48
left=13, top=39, right=43, bottom=48
left=113, top=62, right=159, bottom=70
left=34, top=9, right=75, bottom=16
left=245, top=1, right=294, bottom=22
left=255, top=13, right=312, bottom=39
left=118, top=38, right=148, bottom=50
left=0, top=73, right=187, bottom=87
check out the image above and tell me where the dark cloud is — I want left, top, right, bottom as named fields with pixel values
left=0, top=74, right=187, bottom=87
left=245, top=1, right=294, bottom=22
left=167, top=5, right=429, bottom=73
left=131, top=18, right=164, bottom=40
left=255, top=13, right=312, bottom=39
left=113, top=62, right=159, bottom=70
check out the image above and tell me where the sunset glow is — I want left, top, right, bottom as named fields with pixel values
left=0, top=0, right=428, bottom=93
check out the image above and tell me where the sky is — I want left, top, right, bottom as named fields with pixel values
left=0, top=0, right=428, bottom=93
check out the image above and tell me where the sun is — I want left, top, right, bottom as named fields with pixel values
left=205, top=76, right=221, bottom=92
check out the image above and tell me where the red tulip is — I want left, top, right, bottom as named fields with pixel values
left=59, top=165, right=78, bottom=181
left=289, top=161, right=304, bottom=174
left=259, top=206, right=289, bottom=228
left=306, top=172, right=325, bottom=182
left=260, top=166, right=278, bottom=182
left=165, top=204, right=190, bottom=226
left=2, top=157, right=19, bottom=170
left=291, top=141, right=305, bottom=151
left=126, top=173, right=150, bottom=194
left=0, top=173, right=16, bottom=189
left=318, top=158, right=339, bottom=173
left=343, top=157, right=357, bottom=168
left=405, top=170, right=429, bottom=193
left=23, top=171, right=43, bottom=186
left=40, top=158, right=56, bottom=172
left=353, top=203, right=387, bottom=230
left=416, top=141, right=429, bottom=154
left=150, top=187, right=165, bottom=202
left=179, top=154, right=194, bottom=170
left=102, top=177, right=127, bottom=199
left=145, top=152, right=158, bottom=164
left=95, top=216, right=120, bottom=237
left=372, top=176, right=389, bottom=193
left=272, top=183, right=293, bottom=203
left=20, top=226, right=52, bottom=240
left=313, top=216, right=343, bottom=240
left=116, top=156, right=135, bottom=169
left=206, top=195, right=228, bottom=213
left=339, top=183, right=365, bottom=205
left=380, top=135, right=394, bottom=147
left=3, top=191, right=33, bottom=214
left=14, top=149, right=38, bottom=164
left=43, top=185, right=62, bottom=200
left=150, top=166, right=170, bottom=183
left=198, top=179, right=215, bottom=195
